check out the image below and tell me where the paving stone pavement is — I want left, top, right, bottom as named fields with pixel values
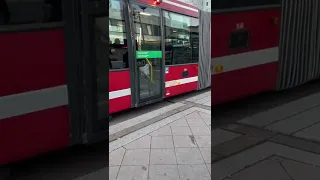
left=223, top=156, right=320, bottom=180
left=109, top=89, right=211, bottom=142
left=210, top=92, right=320, bottom=180
left=109, top=109, right=211, bottom=180
left=108, top=90, right=320, bottom=180
left=185, top=91, right=211, bottom=107
left=237, top=92, right=320, bottom=144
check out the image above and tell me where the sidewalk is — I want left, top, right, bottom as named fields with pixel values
left=108, top=90, right=211, bottom=180
left=107, top=89, right=320, bottom=180
left=211, top=91, right=320, bottom=180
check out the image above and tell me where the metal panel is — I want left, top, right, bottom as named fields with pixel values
left=79, top=0, right=109, bottom=143
left=62, top=0, right=85, bottom=146
left=277, top=0, right=320, bottom=90
left=198, top=9, right=211, bottom=90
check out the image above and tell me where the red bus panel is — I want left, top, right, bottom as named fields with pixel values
left=0, top=29, right=69, bottom=164
left=0, top=107, right=69, bottom=164
left=211, top=8, right=281, bottom=105
left=165, top=64, right=198, bottom=98
left=109, top=70, right=132, bottom=114
left=0, top=30, right=67, bottom=96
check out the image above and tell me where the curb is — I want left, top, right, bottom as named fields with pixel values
left=109, top=104, right=194, bottom=142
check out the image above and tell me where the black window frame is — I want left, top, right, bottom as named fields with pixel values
left=212, top=0, right=281, bottom=14
left=162, top=10, right=199, bottom=66
left=0, top=0, right=64, bottom=32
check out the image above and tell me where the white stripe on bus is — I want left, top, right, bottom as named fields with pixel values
left=211, top=47, right=279, bottom=75
left=109, top=88, right=131, bottom=100
left=165, top=76, right=198, bottom=88
left=163, top=0, right=199, bottom=12
left=0, top=85, right=68, bottom=120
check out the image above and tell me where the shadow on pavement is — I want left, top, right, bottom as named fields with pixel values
left=7, top=141, right=110, bottom=180
left=212, top=79, right=320, bottom=127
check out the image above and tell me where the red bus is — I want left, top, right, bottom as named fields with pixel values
left=109, top=0, right=202, bottom=114
left=211, top=0, right=320, bottom=105
left=0, top=0, right=210, bottom=165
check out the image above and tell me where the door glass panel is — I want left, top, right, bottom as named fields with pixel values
left=131, top=4, right=162, bottom=102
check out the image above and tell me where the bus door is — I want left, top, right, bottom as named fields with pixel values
left=129, top=2, right=165, bottom=106
left=79, top=0, right=109, bottom=143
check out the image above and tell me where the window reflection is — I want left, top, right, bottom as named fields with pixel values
left=107, top=0, right=128, bottom=70
left=163, top=11, right=199, bottom=65
left=132, top=4, right=161, bottom=51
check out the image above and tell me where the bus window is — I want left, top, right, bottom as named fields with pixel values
left=163, top=11, right=199, bottom=65
left=97, top=0, right=128, bottom=70
left=190, top=17, right=199, bottom=63
left=133, top=5, right=161, bottom=52
left=0, top=0, right=62, bottom=25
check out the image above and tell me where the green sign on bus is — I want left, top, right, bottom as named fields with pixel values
left=136, top=51, right=162, bottom=59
